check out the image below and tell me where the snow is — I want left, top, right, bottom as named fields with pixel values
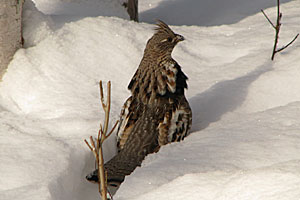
left=1, top=0, right=300, bottom=200
left=139, top=0, right=294, bottom=26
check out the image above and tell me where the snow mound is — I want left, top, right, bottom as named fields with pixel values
left=0, top=16, right=147, bottom=119
left=22, top=0, right=55, bottom=47
left=116, top=102, right=300, bottom=199
left=32, top=0, right=129, bottom=19
left=127, top=162, right=300, bottom=200
left=139, top=0, right=294, bottom=26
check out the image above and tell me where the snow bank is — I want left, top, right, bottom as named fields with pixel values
left=139, top=0, right=294, bottom=26
left=1, top=0, right=300, bottom=200
left=116, top=102, right=300, bottom=199
left=32, top=0, right=129, bottom=19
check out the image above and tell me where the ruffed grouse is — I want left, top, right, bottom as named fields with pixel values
left=86, top=20, right=192, bottom=188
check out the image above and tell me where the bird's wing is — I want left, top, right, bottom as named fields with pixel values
left=158, top=96, right=192, bottom=146
left=116, top=96, right=140, bottom=151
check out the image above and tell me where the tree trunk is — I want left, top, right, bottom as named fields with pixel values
left=0, top=0, right=23, bottom=79
left=126, top=0, right=138, bottom=22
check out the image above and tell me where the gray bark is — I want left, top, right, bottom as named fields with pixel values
left=126, top=0, right=138, bottom=22
left=0, top=0, right=23, bottom=79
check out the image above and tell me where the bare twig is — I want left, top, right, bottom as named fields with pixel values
left=276, top=33, right=299, bottom=53
left=270, top=0, right=282, bottom=60
left=85, top=81, right=119, bottom=200
left=98, top=129, right=107, bottom=199
left=84, top=138, right=93, bottom=152
left=99, top=81, right=111, bottom=137
left=261, top=9, right=276, bottom=29
left=261, top=0, right=298, bottom=60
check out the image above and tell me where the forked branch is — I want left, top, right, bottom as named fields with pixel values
left=276, top=33, right=299, bottom=53
left=261, top=0, right=298, bottom=60
left=84, top=81, right=119, bottom=200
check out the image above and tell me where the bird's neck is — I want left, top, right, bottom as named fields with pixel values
left=144, top=48, right=173, bottom=61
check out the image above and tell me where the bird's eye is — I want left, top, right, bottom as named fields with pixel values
left=160, top=37, right=173, bottom=43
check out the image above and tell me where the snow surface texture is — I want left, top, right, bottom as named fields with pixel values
left=1, top=0, right=300, bottom=200
left=139, top=0, right=294, bottom=26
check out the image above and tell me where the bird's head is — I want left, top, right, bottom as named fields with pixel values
left=144, top=20, right=184, bottom=57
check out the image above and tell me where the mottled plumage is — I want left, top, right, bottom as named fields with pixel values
left=86, top=20, right=192, bottom=188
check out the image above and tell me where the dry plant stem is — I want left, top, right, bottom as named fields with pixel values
left=98, top=130, right=107, bottom=200
left=261, top=0, right=299, bottom=60
left=99, top=81, right=111, bottom=136
left=84, top=135, right=107, bottom=200
left=271, top=0, right=281, bottom=60
left=85, top=81, right=119, bottom=200
left=276, top=33, right=299, bottom=53
left=98, top=81, right=111, bottom=200
left=261, top=9, right=275, bottom=29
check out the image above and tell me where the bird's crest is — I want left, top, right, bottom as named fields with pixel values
left=155, top=20, right=175, bottom=36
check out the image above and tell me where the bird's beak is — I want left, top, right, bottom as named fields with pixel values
left=175, top=34, right=185, bottom=43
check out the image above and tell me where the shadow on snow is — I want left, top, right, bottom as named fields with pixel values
left=140, top=0, right=293, bottom=26
left=190, top=63, right=273, bottom=132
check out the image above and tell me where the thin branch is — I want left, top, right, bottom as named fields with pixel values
left=99, top=124, right=104, bottom=136
left=99, top=81, right=111, bottom=137
left=85, top=80, right=118, bottom=200
left=90, top=136, right=96, bottom=151
left=106, top=120, right=119, bottom=139
left=262, top=0, right=298, bottom=60
left=97, top=130, right=101, bottom=151
left=271, top=0, right=281, bottom=60
left=84, top=139, right=93, bottom=152
left=271, top=29, right=280, bottom=60
left=261, top=9, right=276, bottom=29
left=277, top=0, right=281, bottom=23
left=98, top=134, right=106, bottom=199
left=99, top=80, right=106, bottom=109
left=276, top=33, right=299, bottom=53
